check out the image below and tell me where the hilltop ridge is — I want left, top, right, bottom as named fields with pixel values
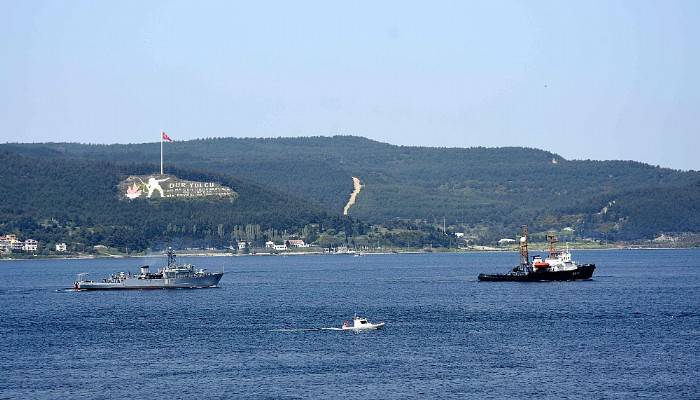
left=7, top=136, right=700, bottom=241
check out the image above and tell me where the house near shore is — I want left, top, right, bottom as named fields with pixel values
left=286, top=239, right=309, bottom=248
left=55, top=243, right=67, bottom=252
left=0, top=234, right=22, bottom=252
left=1, top=234, right=18, bottom=243
left=265, top=240, right=288, bottom=251
left=22, top=239, right=38, bottom=252
left=1, top=235, right=39, bottom=253
left=0, top=236, right=12, bottom=254
left=498, top=238, right=517, bottom=246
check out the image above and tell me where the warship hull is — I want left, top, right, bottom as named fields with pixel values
left=75, top=273, right=223, bottom=290
left=478, top=264, right=595, bottom=282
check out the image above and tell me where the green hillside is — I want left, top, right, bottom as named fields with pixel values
left=0, top=149, right=344, bottom=252
left=7, top=136, right=700, bottom=240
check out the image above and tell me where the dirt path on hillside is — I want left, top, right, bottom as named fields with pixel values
left=343, top=176, right=362, bottom=215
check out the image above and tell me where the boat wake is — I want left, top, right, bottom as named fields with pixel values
left=271, top=327, right=343, bottom=333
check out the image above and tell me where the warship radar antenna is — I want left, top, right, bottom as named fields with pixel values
left=166, top=247, right=176, bottom=267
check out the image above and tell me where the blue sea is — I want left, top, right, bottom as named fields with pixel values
left=1, top=250, right=698, bottom=399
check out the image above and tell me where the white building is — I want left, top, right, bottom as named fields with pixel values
left=1, top=234, right=22, bottom=252
left=23, top=239, right=38, bottom=252
left=265, top=241, right=275, bottom=249
left=237, top=241, right=249, bottom=250
left=497, top=238, right=517, bottom=245
left=0, top=236, right=10, bottom=251
left=1, top=234, right=18, bottom=242
left=273, top=243, right=288, bottom=251
left=454, top=232, right=465, bottom=238
left=55, top=243, right=67, bottom=252
left=287, top=239, right=309, bottom=248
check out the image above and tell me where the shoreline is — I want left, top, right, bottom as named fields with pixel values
left=1, top=245, right=698, bottom=261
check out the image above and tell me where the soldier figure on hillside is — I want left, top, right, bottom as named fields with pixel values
left=142, top=176, right=170, bottom=198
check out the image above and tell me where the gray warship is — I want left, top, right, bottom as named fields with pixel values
left=74, top=248, right=224, bottom=290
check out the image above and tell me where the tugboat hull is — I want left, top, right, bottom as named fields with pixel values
left=478, top=264, right=595, bottom=282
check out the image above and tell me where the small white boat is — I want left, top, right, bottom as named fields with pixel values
left=341, top=315, right=385, bottom=331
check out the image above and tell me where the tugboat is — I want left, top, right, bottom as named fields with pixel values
left=74, top=248, right=224, bottom=290
left=341, top=315, right=385, bottom=331
left=478, top=226, right=595, bottom=282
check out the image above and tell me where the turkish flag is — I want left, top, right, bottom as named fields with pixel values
left=162, top=131, right=173, bottom=142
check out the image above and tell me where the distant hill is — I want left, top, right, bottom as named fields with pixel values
left=7, top=136, right=700, bottom=240
left=0, top=149, right=340, bottom=252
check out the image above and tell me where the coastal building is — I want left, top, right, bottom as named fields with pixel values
left=454, top=232, right=465, bottom=238
left=237, top=241, right=249, bottom=250
left=23, top=239, right=38, bottom=252
left=286, top=239, right=309, bottom=248
left=2, top=234, right=18, bottom=242
left=265, top=240, right=275, bottom=249
left=273, top=243, right=287, bottom=251
left=653, top=234, right=677, bottom=243
left=55, top=243, right=67, bottom=252
left=0, top=237, right=10, bottom=253
left=1, top=235, right=26, bottom=252
left=498, top=238, right=517, bottom=245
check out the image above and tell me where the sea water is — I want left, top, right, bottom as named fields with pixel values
left=1, top=250, right=698, bottom=399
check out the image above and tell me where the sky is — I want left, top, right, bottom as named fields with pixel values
left=1, top=1, right=699, bottom=170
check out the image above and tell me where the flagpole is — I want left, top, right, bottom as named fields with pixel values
left=160, top=131, right=163, bottom=175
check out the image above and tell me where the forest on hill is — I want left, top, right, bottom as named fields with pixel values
left=0, top=149, right=357, bottom=253
left=6, top=136, right=700, bottom=241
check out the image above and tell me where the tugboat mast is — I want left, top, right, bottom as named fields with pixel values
left=547, top=233, right=559, bottom=258
left=519, top=225, right=530, bottom=271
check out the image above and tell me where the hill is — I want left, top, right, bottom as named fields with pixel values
left=0, top=149, right=345, bottom=253
left=7, top=136, right=700, bottom=240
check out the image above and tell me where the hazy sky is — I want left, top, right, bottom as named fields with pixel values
left=2, top=1, right=698, bottom=170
